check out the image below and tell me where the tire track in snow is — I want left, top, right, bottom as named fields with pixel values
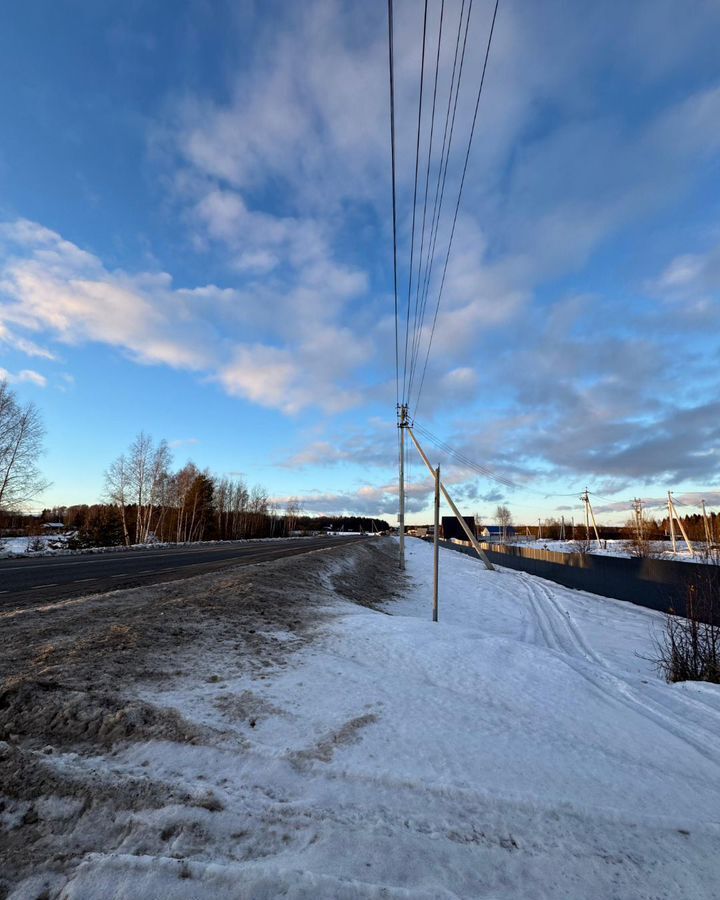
left=515, top=571, right=720, bottom=769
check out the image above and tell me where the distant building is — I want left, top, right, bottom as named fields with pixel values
left=479, top=524, right=516, bottom=541
left=441, top=516, right=477, bottom=542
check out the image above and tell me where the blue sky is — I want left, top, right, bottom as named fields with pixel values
left=1, top=0, right=719, bottom=526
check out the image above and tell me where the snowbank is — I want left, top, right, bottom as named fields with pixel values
left=4, top=538, right=720, bottom=898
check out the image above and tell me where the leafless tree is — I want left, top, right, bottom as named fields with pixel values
left=623, top=515, right=651, bottom=558
left=285, top=498, right=301, bottom=535
left=495, top=504, right=512, bottom=542
left=105, top=433, right=171, bottom=544
left=0, top=379, right=49, bottom=512
left=105, top=453, right=132, bottom=546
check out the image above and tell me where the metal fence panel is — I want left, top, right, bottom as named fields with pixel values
left=434, top=539, right=720, bottom=622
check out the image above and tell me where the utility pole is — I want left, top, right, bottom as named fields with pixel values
left=398, top=404, right=407, bottom=570
left=538, top=518, right=542, bottom=540
left=701, top=499, right=712, bottom=547
left=560, top=515, right=566, bottom=541
left=667, top=491, right=676, bottom=553
left=433, top=465, right=440, bottom=622
left=667, top=491, right=695, bottom=557
left=632, top=498, right=644, bottom=541
left=581, top=488, right=600, bottom=545
left=405, top=426, right=494, bottom=571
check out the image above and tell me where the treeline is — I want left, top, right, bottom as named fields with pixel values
left=6, top=432, right=390, bottom=547
left=29, top=504, right=389, bottom=547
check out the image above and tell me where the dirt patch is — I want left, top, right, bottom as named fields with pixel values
left=330, top=538, right=407, bottom=610
left=214, top=689, right=285, bottom=727
left=0, top=537, right=399, bottom=898
left=289, top=713, right=379, bottom=770
left=0, top=679, right=203, bottom=748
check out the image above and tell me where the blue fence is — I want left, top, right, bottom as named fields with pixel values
left=432, top=538, right=719, bottom=622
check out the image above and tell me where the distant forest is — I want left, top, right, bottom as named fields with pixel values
left=0, top=432, right=389, bottom=546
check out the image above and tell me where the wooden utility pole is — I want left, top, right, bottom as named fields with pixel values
left=398, top=405, right=407, bottom=570
left=701, top=499, right=712, bottom=547
left=667, top=492, right=695, bottom=556
left=405, top=426, right=494, bottom=571
left=632, top=498, right=644, bottom=541
left=433, top=465, right=440, bottom=622
left=581, top=489, right=600, bottom=545
left=668, top=492, right=676, bottom=552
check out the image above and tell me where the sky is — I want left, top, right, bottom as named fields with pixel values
left=1, top=0, right=719, bottom=527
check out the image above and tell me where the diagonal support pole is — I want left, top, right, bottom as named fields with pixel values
left=406, top=426, right=495, bottom=571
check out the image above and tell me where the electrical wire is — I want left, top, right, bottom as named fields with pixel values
left=387, top=0, right=400, bottom=412
left=413, top=0, right=500, bottom=418
left=413, top=422, right=519, bottom=489
left=407, top=0, right=472, bottom=404
left=407, top=0, right=445, bottom=398
left=402, top=0, right=430, bottom=405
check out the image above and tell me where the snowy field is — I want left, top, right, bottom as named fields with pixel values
left=509, top=537, right=715, bottom=563
left=2, top=538, right=719, bottom=898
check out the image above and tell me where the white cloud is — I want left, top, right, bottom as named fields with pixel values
left=0, top=367, right=47, bottom=387
left=0, top=218, right=373, bottom=414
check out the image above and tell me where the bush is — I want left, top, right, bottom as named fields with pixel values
left=653, top=576, right=720, bottom=684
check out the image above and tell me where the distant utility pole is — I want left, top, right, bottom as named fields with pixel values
left=538, top=518, right=542, bottom=540
left=667, top=492, right=676, bottom=552
left=581, top=488, right=600, bottom=545
left=632, top=497, right=644, bottom=541
left=560, top=515, right=566, bottom=541
left=398, top=404, right=407, bottom=570
left=667, top=491, right=695, bottom=556
left=433, top=465, right=440, bottom=622
left=701, top=499, right=713, bottom=547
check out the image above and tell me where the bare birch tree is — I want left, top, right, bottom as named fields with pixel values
left=0, top=379, right=49, bottom=511
left=495, top=504, right=512, bottom=542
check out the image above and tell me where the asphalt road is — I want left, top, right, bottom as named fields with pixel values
left=0, top=535, right=368, bottom=611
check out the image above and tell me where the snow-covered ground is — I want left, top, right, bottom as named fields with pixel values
left=3, top=538, right=720, bottom=898
left=508, top=537, right=716, bottom=563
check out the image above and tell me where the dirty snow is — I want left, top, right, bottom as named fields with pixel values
left=0, top=533, right=313, bottom=559
left=2, top=537, right=720, bottom=899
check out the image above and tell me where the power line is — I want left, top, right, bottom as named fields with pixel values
left=387, top=0, right=400, bottom=411
left=414, top=422, right=519, bottom=489
left=408, top=0, right=472, bottom=404
left=413, top=0, right=500, bottom=418
left=402, top=0, right=430, bottom=405
left=407, top=0, right=445, bottom=400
